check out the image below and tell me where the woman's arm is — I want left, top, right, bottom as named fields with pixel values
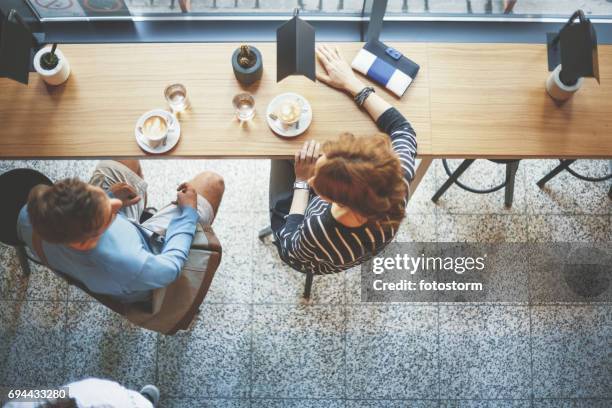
left=316, top=44, right=391, bottom=122
left=288, top=140, right=321, bottom=215
left=316, top=44, right=417, bottom=184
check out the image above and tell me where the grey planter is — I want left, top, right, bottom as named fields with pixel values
left=232, top=46, right=263, bottom=86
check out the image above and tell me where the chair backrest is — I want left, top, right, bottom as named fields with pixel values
left=0, top=169, right=52, bottom=246
left=64, top=222, right=222, bottom=335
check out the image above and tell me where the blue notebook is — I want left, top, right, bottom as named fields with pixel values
left=351, top=40, right=420, bottom=97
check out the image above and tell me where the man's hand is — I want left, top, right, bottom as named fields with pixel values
left=316, top=44, right=365, bottom=96
left=295, top=140, right=321, bottom=182
left=176, top=182, right=197, bottom=209
left=109, top=182, right=141, bottom=208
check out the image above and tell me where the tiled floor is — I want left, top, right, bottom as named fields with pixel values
left=0, top=158, right=610, bottom=407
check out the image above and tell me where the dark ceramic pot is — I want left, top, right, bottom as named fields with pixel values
left=232, top=46, right=263, bottom=86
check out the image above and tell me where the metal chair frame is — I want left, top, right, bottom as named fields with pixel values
left=432, top=159, right=521, bottom=207
left=537, top=159, right=612, bottom=199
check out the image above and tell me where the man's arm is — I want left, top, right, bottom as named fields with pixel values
left=126, top=183, right=200, bottom=290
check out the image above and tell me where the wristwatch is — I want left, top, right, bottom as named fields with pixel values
left=293, top=180, right=310, bottom=191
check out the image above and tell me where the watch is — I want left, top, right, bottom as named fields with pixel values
left=293, top=180, right=310, bottom=191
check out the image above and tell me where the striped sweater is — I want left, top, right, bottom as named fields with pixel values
left=274, top=108, right=417, bottom=275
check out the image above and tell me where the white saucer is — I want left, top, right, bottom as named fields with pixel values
left=266, top=92, right=313, bottom=138
left=135, top=109, right=181, bottom=154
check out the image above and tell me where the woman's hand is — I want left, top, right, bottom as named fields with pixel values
left=316, top=44, right=365, bottom=96
left=109, top=182, right=141, bottom=208
left=294, top=140, right=321, bottom=182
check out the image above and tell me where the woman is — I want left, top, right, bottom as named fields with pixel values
left=268, top=44, right=417, bottom=275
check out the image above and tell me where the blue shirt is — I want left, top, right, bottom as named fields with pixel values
left=17, top=204, right=199, bottom=303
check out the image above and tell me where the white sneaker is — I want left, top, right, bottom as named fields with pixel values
left=140, top=384, right=160, bottom=407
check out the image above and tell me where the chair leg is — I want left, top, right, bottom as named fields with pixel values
left=432, top=159, right=474, bottom=203
left=16, top=246, right=31, bottom=277
left=504, top=161, right=520, bottom=208
left=303, top=272, right=314, bottom=299
left=536, top=159, right=576, bottom=188
left=258, top=226, right=273, bottom=242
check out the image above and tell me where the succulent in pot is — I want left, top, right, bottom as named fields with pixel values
left=33, top=43, right=71, bottom=86
left=232, top=44, right=263, bottom=86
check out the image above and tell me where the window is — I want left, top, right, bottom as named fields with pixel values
left=23, top=0, right=612, bottom=22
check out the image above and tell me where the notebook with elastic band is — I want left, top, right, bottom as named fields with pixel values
left=351, top=39, right=420, bottom=98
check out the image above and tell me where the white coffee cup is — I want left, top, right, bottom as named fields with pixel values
left=276, top=100, right=303, bottom=127
left=138, top=112, right=175, bottom=148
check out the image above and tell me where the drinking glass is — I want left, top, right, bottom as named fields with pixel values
left=232, top=92, right=255, bottom=122
left=165, top=83, right=190, bottom=113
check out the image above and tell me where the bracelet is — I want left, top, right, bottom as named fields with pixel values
left=293, top=180, right=310, bottom=191
left=354, top=86, right=375, bottom=107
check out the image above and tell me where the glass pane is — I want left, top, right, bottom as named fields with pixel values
left=386, top=0, right=612, bottom=18
left=27, top=0, right=366, bottom=20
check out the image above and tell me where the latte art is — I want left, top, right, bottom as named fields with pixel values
left=277, top=101, right=301, bottom=125
left=142, top=115, right=168, bottom=140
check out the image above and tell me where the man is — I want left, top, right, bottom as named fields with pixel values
left=17, top=160, right=224, bottom=303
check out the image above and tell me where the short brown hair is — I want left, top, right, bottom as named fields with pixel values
left=27, top=178, right=108, bottom=244
left=312, top=132, right=407, bottom=227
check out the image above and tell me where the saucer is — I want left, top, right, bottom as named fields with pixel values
left=266, top=92, right=313, bottom=138
left=135, top=109, right=181, bottom=154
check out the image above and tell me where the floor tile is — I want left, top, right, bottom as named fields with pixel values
left=158, top=304, right=251, bottom=398
left=25, top=263, right=68, bottom=301
left=252, top=159, right=272, bottom=215
left=64, top=302, right=157, bottom=390
left=527, top=215, right=609, bottom=242
left=1, top=301, right=67, bottom=387
left=68, top=285, right=96, bottom=301
left=346, top=400, right=438, bottom=408
left=205, top=211, right=253, bottom=304
left=434, top=243, right=530, bottom=304
left=438, top=214, right=527, bottom=243
left=0, top=243, right=68, bottom=301
left=406, top=158, right=439, bottom=215
left=0, top=160, right=98, bottom=183
left=439, top=306, right=531, bottom=399
left=163, top=398, right=251, bottom=408
left=533, top=399, right=612, bottom=408
left=440, top=401, right=531, bottom=408
left=252, top=399, right=345, bottom=408
left=0, top=301, right=22, bottom=385
left=531, top=305, right=612, bottom=398
left=524, top=160, right=611, bottom=215
left=0, top=245, right=28, bottom=300
left=431, top=159, right=527, bottom=215
left=251, top=305, right=346, bottom=399
left=527, top=243, right=612, bottom=304
left=346, top=305, right=438, bottom=399
left=395, top=213, right=438, bottom=243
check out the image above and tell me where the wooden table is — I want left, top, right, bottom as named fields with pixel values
left=1, top=42, right=611, bottom=193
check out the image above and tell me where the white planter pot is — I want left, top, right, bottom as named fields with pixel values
left=33, top=46, right=71, bottom=86
left=546, top=64, right=583, bottom=102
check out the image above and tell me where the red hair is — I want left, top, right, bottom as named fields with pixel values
left=311, top=132, right=407, bottom=227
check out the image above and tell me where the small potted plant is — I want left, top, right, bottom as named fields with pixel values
left=33, top=43, right=71, bottom=86
left=232, top=44, right=263, bottom=86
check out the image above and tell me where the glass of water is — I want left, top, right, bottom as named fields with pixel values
left=165, top=83, right=190, bottom=113
left=232, top=92, right=255, bottom=122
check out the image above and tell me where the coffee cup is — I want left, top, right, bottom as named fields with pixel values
left=276, top=100, right=302, bottom=127
left=138, top=113, right=174, bottom=148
